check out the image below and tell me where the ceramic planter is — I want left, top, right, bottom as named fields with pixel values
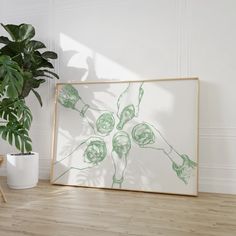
left=7, top=152, right=39, bottom=189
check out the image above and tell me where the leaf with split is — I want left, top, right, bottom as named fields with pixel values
left=0, top=55, right=23, bottom=98
left=14, top=100, right=33, bottom=130
left=0, top=98, right=18, bottom=121
left=0, top=121, right=32, bottom=153
left=0, top=98, right=32, bottom=129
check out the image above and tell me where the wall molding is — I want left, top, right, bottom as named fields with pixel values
left=199, top=162, right=236, bottom=194
left=199, top=177, right=236, bottom=194
left=200, top=164, right=236, bottom=171
left=199, top=127, right=236, bottom=138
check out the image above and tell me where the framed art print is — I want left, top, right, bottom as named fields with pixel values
left=51, top=78, right=199, bottom=196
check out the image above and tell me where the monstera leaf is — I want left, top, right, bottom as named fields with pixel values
left=0, top=98, right=32, bottom=152
left=0, top=98, right=32, bottom=129
left=0, top=121, right=32, bottom=153
left=0, top=55, right=23, bottom=98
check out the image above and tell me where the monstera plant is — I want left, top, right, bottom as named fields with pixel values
left=0, top=23, right=59, bottom=189
left=0, top=23, right=59, bottom=152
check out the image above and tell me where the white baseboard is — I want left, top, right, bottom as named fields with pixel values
left=199, top=178, right=236, bottom=194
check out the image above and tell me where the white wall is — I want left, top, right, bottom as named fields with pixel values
left=0, top=0, right=236, bottom=194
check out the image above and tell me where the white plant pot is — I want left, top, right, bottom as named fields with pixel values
left=7, top=152, right=39, bottom=189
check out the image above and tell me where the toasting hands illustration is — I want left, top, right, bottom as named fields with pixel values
left=58, top=84, right=115, bottom=136
left=132, top=122, right=197, bottom=184
left=116, top=82, right=144, bottom=130
left=55, top=83, right=196, bottom=186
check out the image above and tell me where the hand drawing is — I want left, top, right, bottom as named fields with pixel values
left=116, top=82, right=144, bottom=130
left=132, top=122, right=197, bottom=184
left=172, top=154, right=197, bottom=184
left=111, top=131, right=131, bottom=188
left=58, top=84, right=115, bottom=136
left=53, top=136, right=107, bottom=183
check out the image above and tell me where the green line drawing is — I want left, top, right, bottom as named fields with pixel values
left=58, top=84, right=81, bottom=109
left=111, top=131, right=131, bottom=188
left=56, top=83, right=197, bottom=189
left=116, top=104, right=135, bottom=130
left=172, top=154, right=197, bottom=184
left=83, top=138, right=107, bottom=164
left=131, top=122, right=155, bottom=146
left=131, top=122, right=197, bottom=184
left=96, top=112, right=115, bottom=136
left=53, top=136, right=107, bottom=183
left=58, top=84, right=115, bottom=136
left=116, top=82, right=144, bottom=130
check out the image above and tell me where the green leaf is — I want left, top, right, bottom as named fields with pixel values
left=20, top=75, right=46, bottom=99
left=12, top=54, right=24, bottom=66
left=36, top=69, right=59, bottom=79
left=1, top=24, right=20, bottom=41
left=0, top=98, right=19, bottom=122
left=24, top=141, right=32, bottom=152
left=0, top=36, right=11, bottom=44
left=32, top=89, right=43, bottom=106
left=31, top=51, right=54, bottom=70
left=0, top=121, right=32, bottom=153
left=0, top=44, right=17, bottom=58
left=2, top=129, right=7, bottom=140
left=14, top=100, right=33, bottom=129
left=19, top=24, right=35, bottom=41
left=0, top=55, right=24, bottom=98
left=27, top=40, right=46, bottom=50
left=1, top=23, right=35, bottom=42
left=0, top=41, right=26, bottom=54
left=8, top=131, right=13, bottom=145
left=14, top=133, right=20, bottom=150
left=42, top=51, right=58, bottom=59
left=40, top=60, right=54, bottom=69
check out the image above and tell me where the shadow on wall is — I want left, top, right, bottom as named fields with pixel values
left=57, top=32, right=145, bottom=83
left=50, top=1, right=194, bottom=187
left=51, top=45, right=186, bottom=187
left=54, top=0, right=180, bottom=78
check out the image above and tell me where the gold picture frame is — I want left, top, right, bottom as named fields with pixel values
left=50, top=78, right=199, bottom=196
